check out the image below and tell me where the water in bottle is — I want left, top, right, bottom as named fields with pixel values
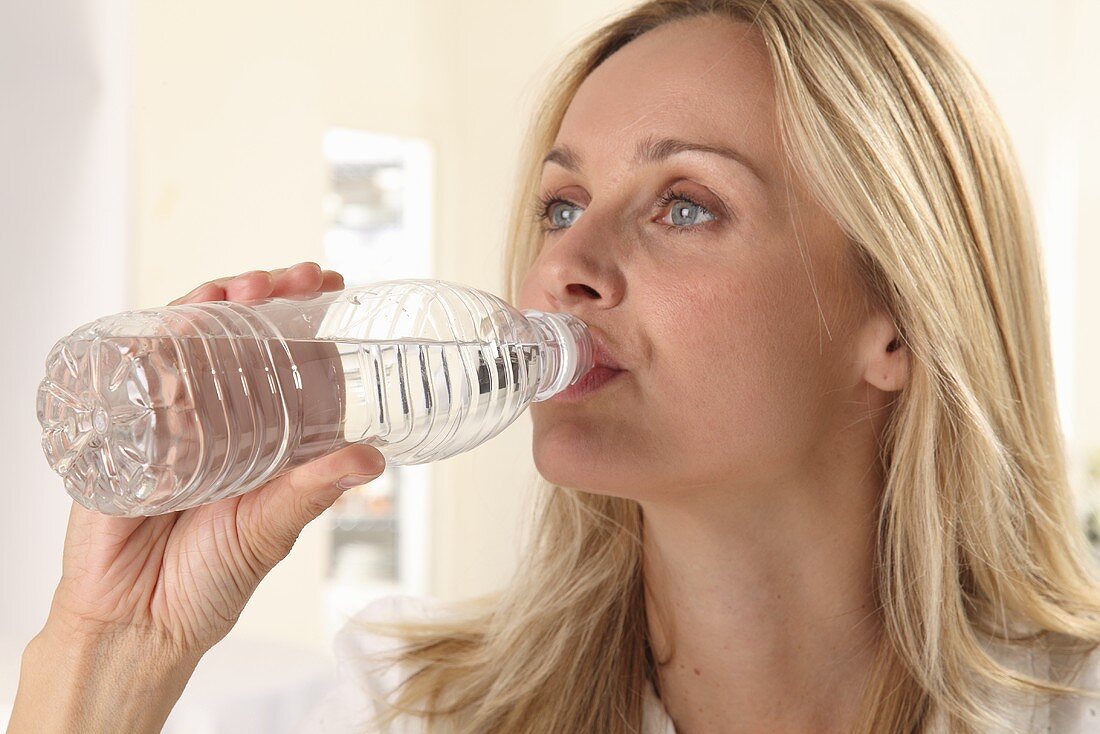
left=36, top=279, right=593, bottom=516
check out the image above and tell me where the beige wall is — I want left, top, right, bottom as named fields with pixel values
left=1072, top=0, right=1100, bottom=493
left=131, top=0, right=1098, bottom=653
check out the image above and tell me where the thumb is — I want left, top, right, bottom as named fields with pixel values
left=236, top=444, right=386, bottom=568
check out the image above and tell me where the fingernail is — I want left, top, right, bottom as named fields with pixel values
left=337, top=473, right=380, bottom=490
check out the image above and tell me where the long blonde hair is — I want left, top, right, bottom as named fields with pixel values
left=353, top=1, right=1100, bottom=731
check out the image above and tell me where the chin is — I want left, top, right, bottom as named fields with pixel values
left=531, top=420, right=637, bottom=496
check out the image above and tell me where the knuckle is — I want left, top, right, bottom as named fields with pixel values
left=237, top=491, right=294, bottom=566
left=250, top=532, right=294, bottom=570
left=284, top=468, right=337, bottom=519
left=298, top=490, right=335, bottom=519
left=241, top=516, right=295, bottom=568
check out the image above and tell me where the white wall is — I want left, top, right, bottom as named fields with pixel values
left=0, top=0, right=131, bottom=710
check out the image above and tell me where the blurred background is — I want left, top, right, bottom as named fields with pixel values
left=1, top=0, right=1097, bottom=730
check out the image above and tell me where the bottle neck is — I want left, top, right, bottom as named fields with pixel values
left=522, top=310, right=594, bottom=401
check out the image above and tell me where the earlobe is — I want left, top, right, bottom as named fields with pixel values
left=866, top=334, right=908, bottom=392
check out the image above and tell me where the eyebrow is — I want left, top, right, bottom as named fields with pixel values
left=541, top=135, right=765, bottom=184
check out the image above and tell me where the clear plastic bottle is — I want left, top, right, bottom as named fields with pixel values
left=36, top=278, right=593, bottom=517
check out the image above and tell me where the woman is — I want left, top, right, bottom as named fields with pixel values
left=11, top=0, right=1100, bottom=732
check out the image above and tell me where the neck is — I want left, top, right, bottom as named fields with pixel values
left=640, top=455, right=885, bottom=734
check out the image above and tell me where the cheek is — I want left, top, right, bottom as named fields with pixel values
left=643, top=266, right=834, bottom=476
left=515, top=273, right=538, bottom=311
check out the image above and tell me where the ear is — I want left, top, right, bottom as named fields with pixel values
left=862, top=315, right=909, bottom=393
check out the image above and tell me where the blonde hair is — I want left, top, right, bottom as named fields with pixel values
left=353, top=1, right=1100, bottom=731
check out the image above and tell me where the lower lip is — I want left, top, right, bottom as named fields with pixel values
left=550, top=366, right=626, bottom=403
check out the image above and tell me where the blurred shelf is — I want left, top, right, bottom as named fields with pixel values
left=331, top=515, right=397, bottom=534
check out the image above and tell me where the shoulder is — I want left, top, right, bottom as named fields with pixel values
left=1046, top=639, right=1100, bottom=733
left=956, top=634, right=1100, bottom=733
left=298, top=594, right=447, bottom=734
left=335, top=595, right=442, bottom=675
left=334, top=593, right=450, bottom=661
left=920, top=637, right=1100, bottom=734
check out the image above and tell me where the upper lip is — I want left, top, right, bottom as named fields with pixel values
left=586, top=328, right=625, bottom=371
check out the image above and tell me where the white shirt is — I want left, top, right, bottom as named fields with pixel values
left=298, top=594, right=1100, bottom=733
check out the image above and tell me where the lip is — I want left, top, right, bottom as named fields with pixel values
left=587, top=330, right=623, bottom=371
left=551, top=365, right=626, bottom=403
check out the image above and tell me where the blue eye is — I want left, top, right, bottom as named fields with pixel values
left=532, top=195, right=584, bottom=233
left=663, top=199, right=714, bottom=227
left=533, top=186, right=720, bottom=234
left=547, top=200, right=583, bottom=229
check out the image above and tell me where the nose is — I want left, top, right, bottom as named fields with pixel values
left=521, top=224, right=626, bottom=313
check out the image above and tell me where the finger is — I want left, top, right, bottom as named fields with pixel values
left=235, top=444, right=387, bottom=567
left=223, top=270, right=275, bottom=302
left=171, top=264, right=286, bottom=307
left=65, top=501, right=147, bottom=558
left=169, top=281, right=226, bottom=306
left=167, top=262, right=333, bottom=308
left=319, top=269, right=345, bottom=291
left=269, top=261, right=324, bottom=298
left=205, top=264, right=294, bottom=290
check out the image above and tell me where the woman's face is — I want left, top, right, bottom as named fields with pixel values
left=517, top=16, right=885, bottom=500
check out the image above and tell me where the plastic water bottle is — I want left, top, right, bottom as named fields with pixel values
left=36, top=278, right=593, bottom=517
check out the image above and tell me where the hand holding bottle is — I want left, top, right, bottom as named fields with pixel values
left=37, top=271, right=595, bottom=517
left=9, top=262, right=387, bottom=733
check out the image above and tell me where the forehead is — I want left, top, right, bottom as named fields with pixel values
left=556, top=16, right=777, bottom=168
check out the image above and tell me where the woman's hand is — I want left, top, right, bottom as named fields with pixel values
left=42, top=261, right=386, bottom=657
